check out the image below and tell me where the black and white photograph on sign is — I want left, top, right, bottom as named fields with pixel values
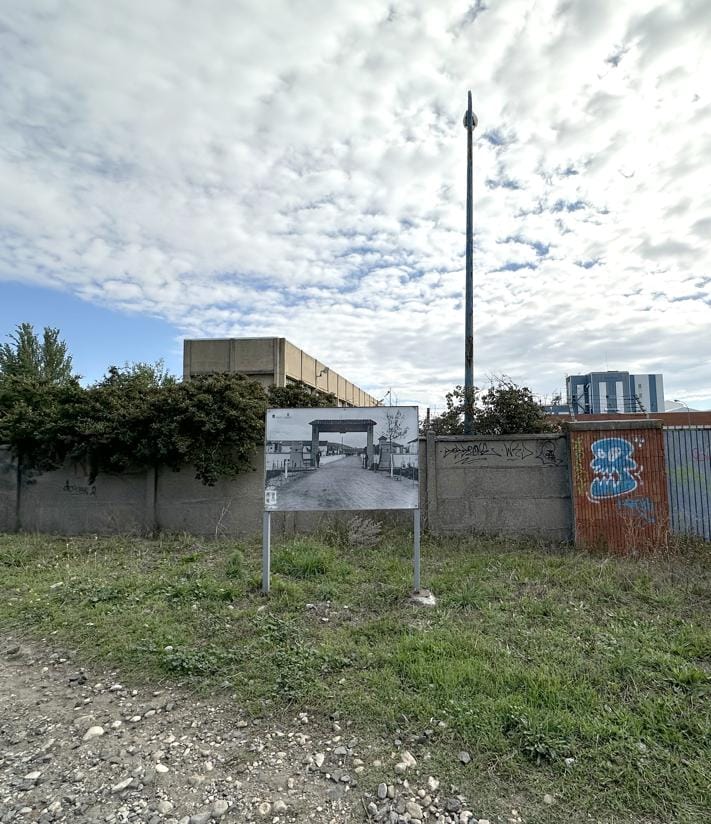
left=265, top=406, right=419, bottom=511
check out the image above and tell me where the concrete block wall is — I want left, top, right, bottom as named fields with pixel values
left=19, top=459, right=149, bottom=535
left=1, top=436, right=569, bottom=540
left=0, top=448, right=17, bottom=532
left=426, top=433, right=572, bottom=541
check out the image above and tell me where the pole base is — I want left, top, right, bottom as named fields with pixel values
left=410, top=589, right=437, bottom=607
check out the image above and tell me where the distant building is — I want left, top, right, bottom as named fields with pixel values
left=566, top=371, right=665, bottom=414
left=183, top=337, right=379, bottom=407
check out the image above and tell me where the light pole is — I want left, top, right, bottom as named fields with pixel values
left=463, top=91, right=478, bottom=434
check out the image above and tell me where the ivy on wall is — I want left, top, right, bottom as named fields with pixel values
left=0, top=367, right=336, bottom=485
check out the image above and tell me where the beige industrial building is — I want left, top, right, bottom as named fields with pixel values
left=183, top=337, right=380, bottom=407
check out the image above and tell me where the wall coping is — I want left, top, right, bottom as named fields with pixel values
left=564, top=419, right=663, bottom=431
left=433, top=433, right=565, bottom=442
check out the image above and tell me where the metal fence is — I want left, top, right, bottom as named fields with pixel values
left=664, top=427, right=711, bottom=540
left=568, top=421, right=669, bottom=553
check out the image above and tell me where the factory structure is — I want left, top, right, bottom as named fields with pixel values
left=566, top=371, right=665, bottom=415
left=183, top=337, right=379, bottom=407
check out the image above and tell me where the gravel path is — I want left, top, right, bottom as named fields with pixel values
left=270, top=456, right=418, bottom=511
left=0, top=637, right=363, bottom=823
left=1, top=638, right=489, bottom=824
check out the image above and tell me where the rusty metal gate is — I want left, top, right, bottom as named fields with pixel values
left=664, top=427, right=711, bottom=540
left=568, top=420, right=669, bottom=552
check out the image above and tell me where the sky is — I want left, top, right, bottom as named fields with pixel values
left=1, top=0, right=709, bottom=411
left=267, top=406, right=418, bottom=447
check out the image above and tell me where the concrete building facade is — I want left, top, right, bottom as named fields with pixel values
left=566, top=371, right=664, bottom=415
left=183, top=337, right=379, bottom=407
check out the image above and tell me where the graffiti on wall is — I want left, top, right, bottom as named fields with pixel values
left=441, top=440, right=558, bottom=465
left=63, top=480, right=97, bottom=496
left=616, top=496, right=655, bottom=524
left=589, top=437, right=642, bottom=500
left=535, top=439, right=565, bottom=467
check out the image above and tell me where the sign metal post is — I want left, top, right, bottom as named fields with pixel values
left=413, top=508, right=421, bottom=592
left=262, top=510, right=271, bottom=594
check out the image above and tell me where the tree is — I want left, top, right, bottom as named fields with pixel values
left=420, top=386, right=469, bottom=436
left=421, top=378, right=558, bottom=436
left=0, top=323, right=75, bottom=384
left=475, top=378, right=558, bottom=435
left=382, top=407, right=410, bottom=477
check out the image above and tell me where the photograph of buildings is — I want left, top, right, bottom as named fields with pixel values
left=265, top=406, right=419, bottom=511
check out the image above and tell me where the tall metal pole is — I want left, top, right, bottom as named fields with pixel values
left=463, top=91, right=478, bottom=434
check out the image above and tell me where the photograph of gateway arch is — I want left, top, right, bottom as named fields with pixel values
left=265, top=406, right=419, bottom=511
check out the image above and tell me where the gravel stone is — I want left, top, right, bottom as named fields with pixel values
left=82, top=725, right=105, bottom=741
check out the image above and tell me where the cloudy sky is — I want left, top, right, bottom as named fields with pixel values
left=1, top=0, right=709, bottom=411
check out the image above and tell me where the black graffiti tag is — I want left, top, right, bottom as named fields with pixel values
left=535, top=439, right=564, bottom=466
left=442, top=443, right=502, bottom=464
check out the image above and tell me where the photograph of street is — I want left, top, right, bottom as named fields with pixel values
left=265, top=406, right=419, bottom=511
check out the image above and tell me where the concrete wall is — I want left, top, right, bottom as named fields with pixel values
left=1, top=437, right=569, bottom=540
left=0, top=448, right=17, bottom=532
left=425, top=433, right=572, bottom=541
left=19, top=459, right=149, bottom=535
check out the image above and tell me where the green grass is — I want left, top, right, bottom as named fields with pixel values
left=1, top=530, right=709, bottom=823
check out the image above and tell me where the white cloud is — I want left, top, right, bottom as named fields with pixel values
left=1, top=0, right=710, bottom=409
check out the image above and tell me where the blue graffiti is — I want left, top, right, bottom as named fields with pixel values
left=589, top=437, right=638, bottom=500
left=616, top=496, right=655, bottom=524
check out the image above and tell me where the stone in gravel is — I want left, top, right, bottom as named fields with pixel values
left=257, top=801, right=272, bottom=817
left=458, top=751, right=471, bottom=764
left=190, top=813, right=211, bottom=824
left=211, top=800, right=229, bottom=818
left=273, top=800, right=288, bottom=814
left=334, top=745, right=348, bottom=756
left=155, top=763, right=169, bottom=774
left=427, top=776, right=439, bottom=792
left=156, top=801, right=173, bottom=814
left=6, top=644, right=20, bottom=655
left=401, top=750, right=417, bottom=768
left=406, top=801, right=423, bottom=818
left=129, top=715, right=142, bottom=722
left=23, top=770, right=42, bottom=783
left=314, top=752, right=326, bottom=768
left=111, top=777, right=134, bottom=793
left=367, top=801, right=378, bottom=817
left=111, top=720, right=122, bottom=729
left=377, top=783, right=388, bottom=800
left=445, top=797, right=462, bottom=813
left=543, top=793, right=555, bottom=805
left=83, top=725, right=105, bottom=741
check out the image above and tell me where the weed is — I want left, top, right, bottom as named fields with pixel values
left=225, top=547, right=245, bottom=579
left=346, top=515, right=382, bottom=548
left=0, top=530, right=709, bottom=823
left=503, top=712, right=572, bottom=765
left=272, top=541, right=334, bottom=578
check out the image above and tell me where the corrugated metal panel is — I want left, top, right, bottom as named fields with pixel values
left=664, top=427, right=711, bottom=540
left=569, top=423, right=669, bottom=553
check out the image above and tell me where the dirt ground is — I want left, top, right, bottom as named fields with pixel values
left=0, top=636, right=367, bottom=823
